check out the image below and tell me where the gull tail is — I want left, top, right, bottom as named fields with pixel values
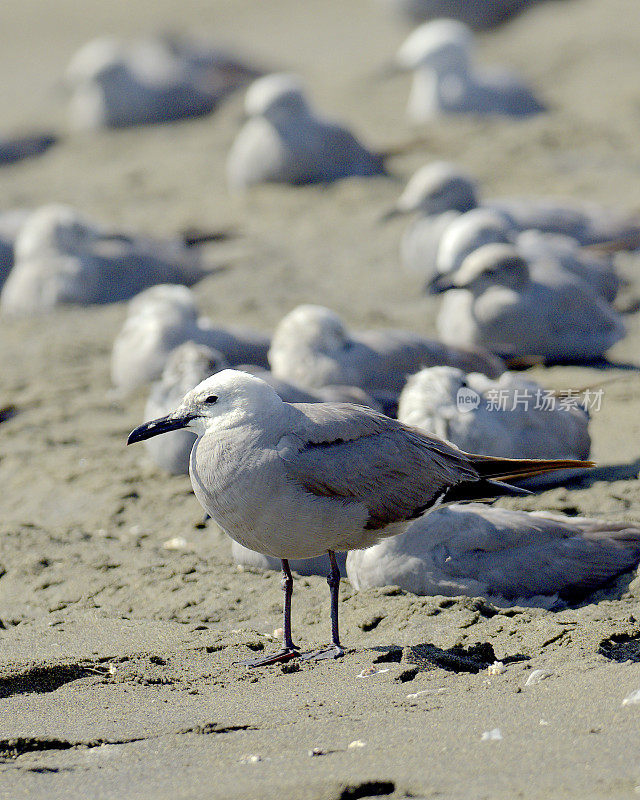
left=444, top=455, right=594, bottom=504
left=470, top=455, right=595, bottom=483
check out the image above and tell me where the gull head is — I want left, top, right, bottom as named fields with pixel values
left=270, top=304, right=349, bottom=357
left=14, top=204, right=106, bottom=261
left=396, top=20, right=473, bottom=72
left=126, top=284, right=199, bottom=323
left=435, top=208, right=512, bottom=277
left=429, top=243, right=530, bottom=295
left=244, top=73, right=309, bottom=123
left=127, top=369, right=282, bottom=444
left=65, top=36, right=125, bottom=86
left=396, top=162, right=478, bottom=216
left=159, top=342, right=228, bottom=391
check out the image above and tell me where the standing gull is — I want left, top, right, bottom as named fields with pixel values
left=226, top=73, right=386, bottom=190
left=127, top=369, right=591, bottom=665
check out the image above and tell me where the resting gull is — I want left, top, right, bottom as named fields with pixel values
left=432, top=244, right=626, bottom=362
left=143, top=343, right=229, bottom=475
left=347, top=504, right=640, bottom=608
left=0, top=205, right=211, bottom=315
left=398, top=366, right=590, bottom=461
left=66, top=34, right=261, bottom=129
left=227, top=73, right=386, bottom=189
left=432, top=208, right=622, bottom=302
left=385, top=161, right=640, bottom=247
left=378, top=0, right=541, bottom=30
left=395, top=20, right=545, bottom=120
left=111, top=284, right=270, bottom=394
left=268, top=304, right=505, bottom=400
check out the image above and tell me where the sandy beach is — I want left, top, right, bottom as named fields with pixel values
left=2, top=1, right=640, bottom=797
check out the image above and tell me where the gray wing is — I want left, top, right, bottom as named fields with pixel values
left=438, top=507, right=640, bottom=597
left=279, top=403, right=478, bottom=530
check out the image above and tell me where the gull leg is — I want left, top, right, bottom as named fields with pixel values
left=301, top=550, right=345, bottom=661
left=239, top=558, right=300, bottom=667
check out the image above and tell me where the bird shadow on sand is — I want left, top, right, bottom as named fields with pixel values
left=520, top=457, right=640, bottom=491
left=368, top=641, right=529, bottom=674
left=548, top=357, right=640, bottom=372
left=563, top=457, right=640, bottom=489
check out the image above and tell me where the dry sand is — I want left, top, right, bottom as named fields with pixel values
left=2, top=1, right=640, bottom=798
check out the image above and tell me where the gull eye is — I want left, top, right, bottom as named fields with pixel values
left=204, top=395, right=218, bottom=404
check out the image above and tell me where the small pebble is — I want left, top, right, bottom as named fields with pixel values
left=308, top=748, right=324, bottom=757
left=406, top=688, right=447, bottom=701
left=481, top=728, right=503, bottom=741
left=348, top=740, right=366, bottom=749
left=525, top=669, right=552, bottom=686
left=241, top=754, right=265, bottom=764
left=163, top=536, right=189, bottom=550
left=622, top=689, right=640, bottom=706
left=488, top=661, right=506, bottom=676
left=273, top=628, right=284, bottom=638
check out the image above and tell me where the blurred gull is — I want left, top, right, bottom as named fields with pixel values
left=347, top=504, right=640, bottom=607
left=398, top=366, right=590, bottom=461
left=128, top=369, right=589, bottom=664
left=227, top=73, right=386, bottom=189
left=433, top=208, right=621, bottom=301
left=0, top=209, right=31, bottom=290
left=395, top=20, right=545, bottom=120
left=378, top=0, right=540, bottom=29
left=384, top=161, right=477, bottom=276
left=111, top=284, right=270, bottom=394
left=144, top=342, right=229, bottom=475
left=386, top=161, right=640, bottom=246
left=0, top=205, right=211, bottom=315
left=66, top=34, right=261, bottom=129
left=432, top=243, right=626, bottom=361
left=268, top=304, right=505, bottom=402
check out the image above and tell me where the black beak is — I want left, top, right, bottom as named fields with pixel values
left=426, top=273, right=458, bottom=295
left=127, top=413, right=195, bottom=445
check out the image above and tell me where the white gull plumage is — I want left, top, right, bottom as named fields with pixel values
left=433, top=243, right=626, bottom=361
left=347, top=504, right=640, bottom=608
left=127, top=369, right=589, bottom=663
left=227, top=73, right=386, bottom=190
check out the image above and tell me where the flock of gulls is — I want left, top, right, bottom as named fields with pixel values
left=6, top=0, right=640, bottom=664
